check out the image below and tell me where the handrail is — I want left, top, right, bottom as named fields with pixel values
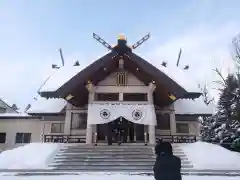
left=91, top=101, right=150, bottom=105
left=43, top=134, right=197, bottom=144
left=43, top=134, right=86, bottom=143
left=156, top=135, right=197, bottom=143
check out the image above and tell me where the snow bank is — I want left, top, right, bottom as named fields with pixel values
left=181, top=142, right=240, bottom=170
left=0, top=143, right=60, bottom=169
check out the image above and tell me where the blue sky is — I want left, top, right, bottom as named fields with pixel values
left=1, top=0, right=240, bottom=110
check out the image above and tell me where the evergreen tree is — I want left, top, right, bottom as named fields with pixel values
left=200, top=35, right=240, bottom=151
left=199, top=84, right=217, bottom=142
left=200, top=71, right=240, bottom=150
left=231, top=36, right=240, bottom=150
left=217, top=74, right=238, bottom=128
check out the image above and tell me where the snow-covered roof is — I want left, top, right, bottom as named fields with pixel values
left=149, top=63, right=200, bottom=93
left=39, top=66, right=84, bottom=92
left=0, top=113, right=29, bottom=117
left=26, top=97, right=67, bottom=114
left=39, top=52, right=201, bottom=94
left=174, top=96, right=215, bottom=115
left=39, top=52, right=108, bottom=92
left=0, top=98, right=18, bottom=113
left=137, top=52, right=201, bottom=93
left=0, top=113, right=41, bottom=119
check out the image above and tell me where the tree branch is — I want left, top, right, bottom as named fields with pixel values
left=213, top=68, right=227, bottom=85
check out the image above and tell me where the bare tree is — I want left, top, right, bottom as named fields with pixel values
left=232, top=34, right=240, bottom=66
left=199, top=82, right=214, bottom=105
left=212, top=67, right=228, bottom=94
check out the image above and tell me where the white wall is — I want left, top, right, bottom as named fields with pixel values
left=43, top=115, right=65, bottom=122
left=0, top=118, right=43, bottom=150
left=0, top=115, right=68, bottom=150
left=71, top=129, right=86, bottom=135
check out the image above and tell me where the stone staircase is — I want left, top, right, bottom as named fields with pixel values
left=49, top=143, right=193, bottom=172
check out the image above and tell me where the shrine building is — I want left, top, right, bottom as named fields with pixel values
left=0, top=34, right=214, bottom=150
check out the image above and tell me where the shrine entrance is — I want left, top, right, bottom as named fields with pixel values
left=97, top=117, right=145, bottom=144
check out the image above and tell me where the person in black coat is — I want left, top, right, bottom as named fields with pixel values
left=153, top=141, right=182, bottom=180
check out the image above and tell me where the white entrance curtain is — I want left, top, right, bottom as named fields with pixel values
left=87, top=103, right=157, bottom=125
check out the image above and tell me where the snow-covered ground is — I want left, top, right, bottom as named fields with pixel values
left=0, top=174, right=239, bottom=180
left=181, top=142, right=240, bottom=170
left=0, top=142, right=240, bottom=171
left=0, top=143, right=60, bottom=169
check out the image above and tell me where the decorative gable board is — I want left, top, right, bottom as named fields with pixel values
left=97, top=71, right=145, bottom=86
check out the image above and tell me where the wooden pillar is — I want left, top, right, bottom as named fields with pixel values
left=148, top=125, right=156, bottom=145
left=64, top=103, right=72, bottom=134
left=134, top=124, right=137, bottom=142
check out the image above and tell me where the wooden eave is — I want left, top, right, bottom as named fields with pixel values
left=40, top=48, right=200, bottom=107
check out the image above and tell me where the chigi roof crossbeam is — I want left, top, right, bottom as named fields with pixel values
left=92, top=33, right=150, bottom=56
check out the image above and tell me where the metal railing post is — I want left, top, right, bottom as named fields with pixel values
left=144, top=132, right=148, bottom=146
left=94, top=132, right=98, bottom=146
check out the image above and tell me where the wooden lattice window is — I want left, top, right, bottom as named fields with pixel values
left=51, top=123, right=64, bottom=133
left=116, top=71, right=127, bottom=86
left=15, top=133, right=31, bottom=143
left=176, top=123, right=189, bottom=133
left=71, top=113, right=87, bottom=129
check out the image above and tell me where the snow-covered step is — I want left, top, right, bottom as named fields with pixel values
left=55, top=154, right=186, bottom=159
left=54, top=157, right=190, bottom=163
left=52, top=164, right=194, bottom=170
left=55, top=155, right=187, bottom=160
left=63, top=143, right=154, bottom=147
left=53, top=158, right=191, bottom=165
left=57, top=150, right=185, bottom=154
left=55, top=155, right=186, bottom=160
left=55, top=158, right=155, bottom=163
left=62, top=148, right=183, bottom=152
left=60, top=148, right=154, bottom=151
left=54, top=155, right=156, bottom=160
left=51, top=161, right=192, bottom=166
left=60, top=148, right=183, bottom=152
left=56, top=152, right=185, bottom=156
left=1, top=169, right=240, bottom=176
left=62, top=144, right=155, bottom=147
left=61, top=143, right=181, bottom=147
left=50, top=144, right=192, bottom=172
left=55, top=154, right=155, bottom=158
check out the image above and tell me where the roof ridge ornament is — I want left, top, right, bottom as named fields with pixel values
left=118, top=34, right=126, bottom=41
left=51, top=48, right=65, bottom=69
left=65, top=94, right=74, bottom=100
left=93, top=33, right=112, bottom=50
left=169, top=94, right=177, bottom=101
left=131, top=33, right=150, bottom=49
left=176, top=48, right=190, bottom=70
left=92, top=32, right=151, bottom=52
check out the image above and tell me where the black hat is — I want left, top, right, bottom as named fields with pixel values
left=155, top=141, right=173, bottom=155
